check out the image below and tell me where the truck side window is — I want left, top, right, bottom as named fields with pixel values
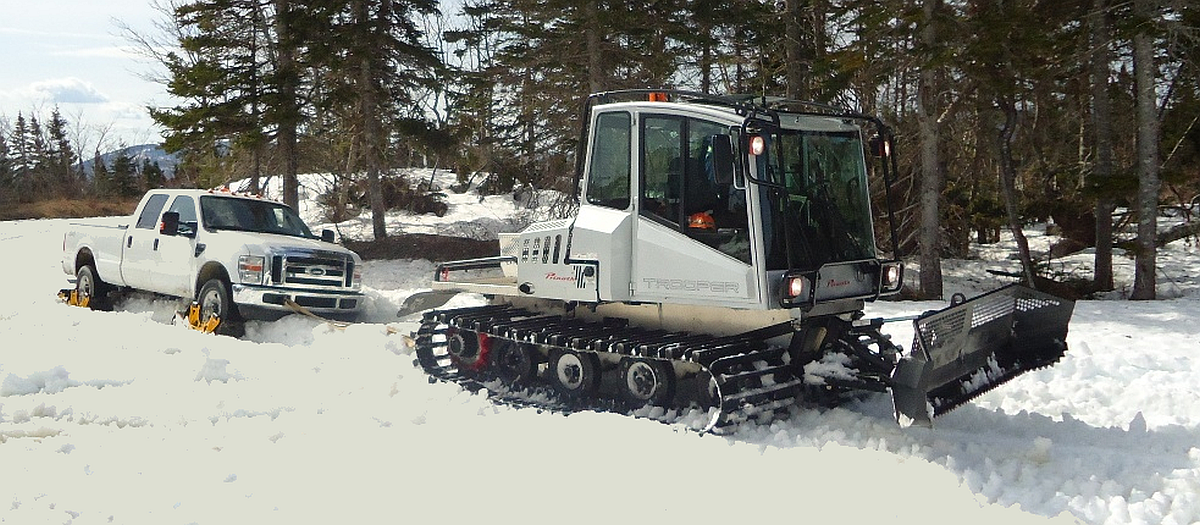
left=168, top=196, right=197, bottom=223
left=168, top=195, right=197, bottom=234
left=585, top=112, right=632, bottom=210
left=135, top=194, right=169, bottom=229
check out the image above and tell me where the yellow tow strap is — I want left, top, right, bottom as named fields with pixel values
left=183, top=302, right=221, bottom=334
left=58, top=289, right=90, bottom=308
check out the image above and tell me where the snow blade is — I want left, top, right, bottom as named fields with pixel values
left=396, top=291, right=458, bottom=319
left=890, top=284, right=1074, bottom=427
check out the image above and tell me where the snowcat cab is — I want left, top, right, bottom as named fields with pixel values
left=407, top=90, right=1073, bottom=429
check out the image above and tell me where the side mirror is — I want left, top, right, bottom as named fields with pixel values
left=321, top=229, right=336, bottom=243
left=710, top=134, right=736, bottom=185
left=160, top=211, right=180, bottom=236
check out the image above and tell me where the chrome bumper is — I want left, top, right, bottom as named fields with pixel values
left=231, top=284, right=364, bottom=322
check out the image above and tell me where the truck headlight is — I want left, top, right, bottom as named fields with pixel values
left=239, top=255, right=266, bottom=284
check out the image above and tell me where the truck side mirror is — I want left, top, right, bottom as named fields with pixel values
left=321, top=229, right=336, bottom=243
left=710, top=134, right=735, bottom=185
left=160, top=211, right=180, bottom=236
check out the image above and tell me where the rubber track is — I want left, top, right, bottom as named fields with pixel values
left=412, top=304, right=805, bottom=432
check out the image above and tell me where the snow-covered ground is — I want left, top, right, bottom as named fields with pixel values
left=2, top=176, right=1198, bottom=524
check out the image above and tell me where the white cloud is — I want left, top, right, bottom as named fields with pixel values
left=54, top=45, right=139, bottom=60
left=29, top=77, right=110, bottom=104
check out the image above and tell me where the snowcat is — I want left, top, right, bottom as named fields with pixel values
left=405, top=90, right=1074, bottom=429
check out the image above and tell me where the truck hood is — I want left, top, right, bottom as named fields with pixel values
left=219, top=231, right=361, bottom=262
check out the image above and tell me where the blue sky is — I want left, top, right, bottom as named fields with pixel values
left=0, top=0, right=168, bottom=151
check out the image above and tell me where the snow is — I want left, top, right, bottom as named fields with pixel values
left=2, top=177, right=1199, bottom=524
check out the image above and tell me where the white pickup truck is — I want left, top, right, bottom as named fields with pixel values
left=62, top=189, right=365, bottom=331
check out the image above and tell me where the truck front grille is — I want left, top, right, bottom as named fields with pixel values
left=270, top=250, right=353, bottom=289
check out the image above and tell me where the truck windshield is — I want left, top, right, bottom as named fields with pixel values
left=756, top=129, right=877, bottom=271
left=200, top=196, right=315, bottom=239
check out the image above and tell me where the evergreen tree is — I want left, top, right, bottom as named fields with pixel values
left=45, top=108, right=81, bottom=199
left=312, top=0, right=443, bottom=239
left=10, top=114, right=39, bottom=201
left=110, top=150, right=142, bottom=198
left=0, top=128, right=12, bottom=204
left=142, top=158, right=167, bottom=190
left=153, top=0, right=289, bottom=197
left=92, top=151, right=112, bottom=197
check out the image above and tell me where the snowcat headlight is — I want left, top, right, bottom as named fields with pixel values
left=750, top=136, right=766, bottom=156
left=782, top=274, right=812, bottom=306
left=239, top=255, right=266, bottom=284
left=880, top=262, right=903, bottom=293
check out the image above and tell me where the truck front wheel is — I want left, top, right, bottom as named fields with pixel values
left=75, top=264, right=111, bottom=311
left=197, top=278, right=242, bottom=337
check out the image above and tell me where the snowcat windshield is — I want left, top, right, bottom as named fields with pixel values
left=200, top=196, right=315, bottom=239
left=756, top=129, right=877, bottom=271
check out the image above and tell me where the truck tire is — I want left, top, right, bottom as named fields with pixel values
left=197, top=278, right=243, bottom=337
left=75, top=264, right=111, bottom=311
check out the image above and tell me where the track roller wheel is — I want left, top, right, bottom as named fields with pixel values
left=549, top=349, right=600, bottom=396
left=619, top=358, right=675, bottom=406
left=493, top=341, right=539, bottom=385
left=447, top=328, right=491, bottom=373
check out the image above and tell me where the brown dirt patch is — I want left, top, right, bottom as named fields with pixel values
left=344, top=234, right=498, bottom=262
left=0, top=198, right=139, bottom=221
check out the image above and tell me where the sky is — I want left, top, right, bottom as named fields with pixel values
left=0, top=0, right=169, bottom=151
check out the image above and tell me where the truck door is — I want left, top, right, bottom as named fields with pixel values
left=152, top=195, right=200, bottom=298
left=120, top=193, right=169, bottom=291
left=631, top=114, right=757, bottom=307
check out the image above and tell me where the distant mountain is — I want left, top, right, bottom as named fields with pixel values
left=80, top=144, right=180, bottom=178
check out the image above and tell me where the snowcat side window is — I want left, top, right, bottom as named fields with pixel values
left=640, top=115, right=684, bottom=224
left=585, top=112, right=632, bottom=210
left=639, top=115, right=750, bottom=263
left=683, top=121, right=750, bottom=263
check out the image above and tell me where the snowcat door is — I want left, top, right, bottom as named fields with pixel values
left=632, top=115, right=757, bottom=308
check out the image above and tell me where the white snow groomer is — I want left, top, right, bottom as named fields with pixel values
left=406, top=90, right=1074, bottom=429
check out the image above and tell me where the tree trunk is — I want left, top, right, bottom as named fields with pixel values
left=358, top=0, right=388, bottom=240
left=275, top=0, right=299, bottom=210
left=585, top=1, right=603, bottom=93
left=998, top=97, right=1037, bottom=289
left=1089, top=0, right=1115, bottom=291
left=916, top=0, right=943, bottom=298
left=1130, top=0, right=1160, bottom=300
left=784, top=0, right=809, bottom=100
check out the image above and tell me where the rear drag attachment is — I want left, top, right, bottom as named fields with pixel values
left=890, top=284, right=1074, bottom=426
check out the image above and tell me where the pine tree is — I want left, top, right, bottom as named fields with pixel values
left=312, top=0, right=442, bottom=239
left=0, top=129, right=12, bottom=204
left=110, top=151, right=142, bottom=198
left=92, top=151, right=112, bottom=197
left=45, top=108, right=81, bottom=199
left=142, top=158, right=167, bottom=190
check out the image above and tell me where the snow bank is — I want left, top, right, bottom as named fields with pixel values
left=2, top=194, right=1198, bottom=524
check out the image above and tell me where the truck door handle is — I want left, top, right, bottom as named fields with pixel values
left=153, top=239, right=160, bottom=251
left=127, top=236, right=133, bottom=248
